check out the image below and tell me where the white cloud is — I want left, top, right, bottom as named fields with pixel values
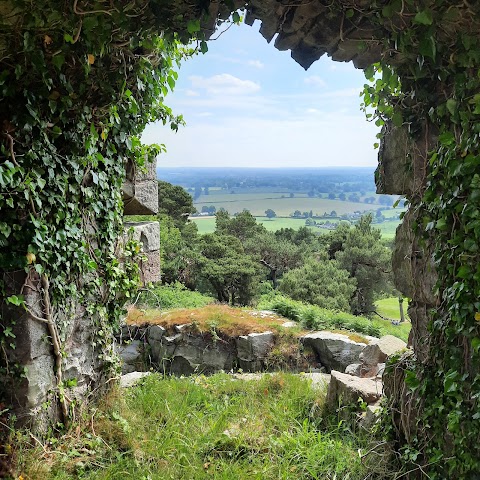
left=188, top=74, right=260, bottom=96
left=304, top=75, right=327, bottom=87
left=248, top=60, right=264, bottom=69
left=185, top=89, right=199, bottom=97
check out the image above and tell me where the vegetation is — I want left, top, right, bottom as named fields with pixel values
left=136, top=282, right=214, bottom=310
left=258, top=293, right=410, bottom=342
left=10, top=373, right=392, bottom=479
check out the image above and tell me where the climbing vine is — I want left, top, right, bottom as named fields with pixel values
left=0, top=0, right=201, bottom=423
left=359, top=1, right=480, bottom=477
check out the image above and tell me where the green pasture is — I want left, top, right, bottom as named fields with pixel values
left=375, top=297, right=410, bottom=322
left=194, top=194, right=378, bottom=217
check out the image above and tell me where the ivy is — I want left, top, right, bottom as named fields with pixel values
left=361, top=1, right=480, bottom=477
left=0, top=0, right=200, bottom=422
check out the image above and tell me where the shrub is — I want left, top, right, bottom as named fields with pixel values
left=136, top=282, right=214, bottom=309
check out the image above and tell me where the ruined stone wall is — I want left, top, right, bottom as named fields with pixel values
left=0, top=164, right=160, bottom=432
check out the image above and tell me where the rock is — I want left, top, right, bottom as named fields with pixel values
left=345, top=362, right=381, bottom=378
left=345, top=363, right=362, bottom=376
left=117, top=340, right=144, bottom=374
left=326, top=370, right=383, bottom=407
left=301, top=331, right=367, bottom=372
left=300, top=372, right=331, bottom=391
left=359, top=335, right=407, bottom=366
left=236, top=331, right=274, bottom=371
left=120, top=371, right=151, bottom=388
left=281, top=321, right=298, bottom=328
left=360, top=402, right=382, bottom=429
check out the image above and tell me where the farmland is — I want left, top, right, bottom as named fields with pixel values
left=194, top=192, right=379, bottom=217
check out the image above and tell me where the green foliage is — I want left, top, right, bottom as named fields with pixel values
left=158, top=180, right=196, bottom=227
left=136, top=282, right=214, bottom=310
left=361, top=2, right=480, bottom=476
left=12, top=373, right=390, bottom=479
left=0, top=0, right=196, bottom=415
left=278, top=259, right=356, bottom=313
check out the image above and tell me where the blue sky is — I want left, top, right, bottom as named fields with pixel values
left=142, top=19, right=380, bottom=168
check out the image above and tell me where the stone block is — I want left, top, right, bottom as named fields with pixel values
left=301, top=331, right=367, bottom=372
left=359, top=335, right=407, bottom=366
left=124, top=221, right=160, bottom=252
left=236, top=331, right=274, bottom=371
left=122, top=160, right=158, bottom=215
left=327, top=370, right=383, bottom=407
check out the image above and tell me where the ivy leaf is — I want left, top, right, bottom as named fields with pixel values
left=472, top=337, right=480, bottom=353
left=446, top=99, right=457, bottom=116
left=414, top=10, right=433, bottom=25
left=392, top=112, right=403, bottom=127
left=6, top=295, right=24, bottom=307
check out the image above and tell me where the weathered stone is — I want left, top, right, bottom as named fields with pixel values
left=327, top=370, right=383, bottom=407
left=122, top=160, right=158, bottom=215
left=301, top=331, right=367, bottom=372
left=124, top=221, right=160, bottom=252
left=376, top=122, right=437, bottom=196
left=345, top=362, right=381, bottom=378
left=281, top=321, right=298, bottom=328
left=147, top=325, right=166, bottom=343
left=360, top=335, right=407, bottom=366
left=300, top=372, right=331, bottom=391
left=345, top=363, right=362, bottom=376
left=117, top=341, right=145, bottom=374
left=236, top=331, right=274, bottom=371
left=120, top=371, right=151, bottom=388
left=360, top=402, right=382, bottom=429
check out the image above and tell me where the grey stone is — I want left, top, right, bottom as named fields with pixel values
left=360, top=402, right=382, bottom=429
left=25, top=355, right=55, bottom=408
left=117, top=340, right=144, bottom=374
left=281, top=321, right=298, bottom=328
left=301, top=331, right=367, bottom=372
left=120, top=371, right=151, bottom=388
left=359, top=335, right=407, bottom=366
left=147, top=325, right=166, bottom=343
left=123, top=221, right=160, bottom=252
left=327, top=370, right=383, bottom=407
left=345, top=363, right=362, bottom=376
left=300, top=372, right=331, bottom=391
left=122, top=160, right=158, bottom=215
left=236, top=331, right=274, bottom=371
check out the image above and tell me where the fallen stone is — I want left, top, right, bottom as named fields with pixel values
left=120, top=371, right=151, bottom=388
left=301, top=331, right=367, bottom=372
left=345, top=362, right=381, bottom=378
left=300, top=372, right=331, bottom=391
left=359, top=335, right=407, bottom=366
left=326, top=370, right=383, bottom=407
left=281, top=321, right=298, bottom=328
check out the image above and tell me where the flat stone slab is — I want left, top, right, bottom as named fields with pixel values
left=327, top=370, right=383, bottom=406
left=360, top=335, right=407, bottom=366
left=120, top=371, right=151, bottom=388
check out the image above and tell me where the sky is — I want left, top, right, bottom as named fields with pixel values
left=142, top=18, right=380, bottom=169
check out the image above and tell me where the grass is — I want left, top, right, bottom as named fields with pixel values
left=126, top=304, right=296, bottom=337
left=375, top=297, right=410, bottom=323
left=11, top=373, right=394, bottom=479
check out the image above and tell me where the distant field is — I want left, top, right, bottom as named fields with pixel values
left=195, top=194, right=378, bottom=217
left=376, top=297, right=410, bottom=322
left=191, top=215, right=402, bottom=238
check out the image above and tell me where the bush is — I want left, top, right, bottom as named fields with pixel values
left=258, top=293, right=381, bottom=337
left=136, top=282, right=214, bottom=309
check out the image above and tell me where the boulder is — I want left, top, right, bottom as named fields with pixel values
left=359, top=335, right=407, bottom=366
left=236, top=331, right=274, bottom=371
left=120, top=371, right=151, bottom=388
left=117, top=340, right=144, bottom=374
left=301, top=331, right=367, bottom=372
left=360, top=402, right=382, bottom=429
left=326, top=370, right=383, bottom=407
left=345, top=362, right=381, bottom=378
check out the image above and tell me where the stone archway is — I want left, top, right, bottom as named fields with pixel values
left=1, top=1, right=479, bottom=476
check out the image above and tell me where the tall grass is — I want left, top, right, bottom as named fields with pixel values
left=12, top=373, right=394, bottom=479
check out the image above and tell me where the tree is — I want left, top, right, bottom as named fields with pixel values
left=197, top=233, right=261, bottom=305
left=194, top=185, right=202, bottom=200
left=339, top=193, right=346, bottom=201
left=292, top=210, right=302, bottom=217
left=328, top=192, right=336, bottom=199
left=289, top=192, right=295, bottom=198
left=335, top=214, right=391, bottom=315
left=158, top=180, right=196, bottom=228
left=265, top=209, right=276, bottom=219
left=216, top=210, right=266, bottom=242
left=245, top=232, right=304, bottom=289
left=279, top=258, right=356, bottom=312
